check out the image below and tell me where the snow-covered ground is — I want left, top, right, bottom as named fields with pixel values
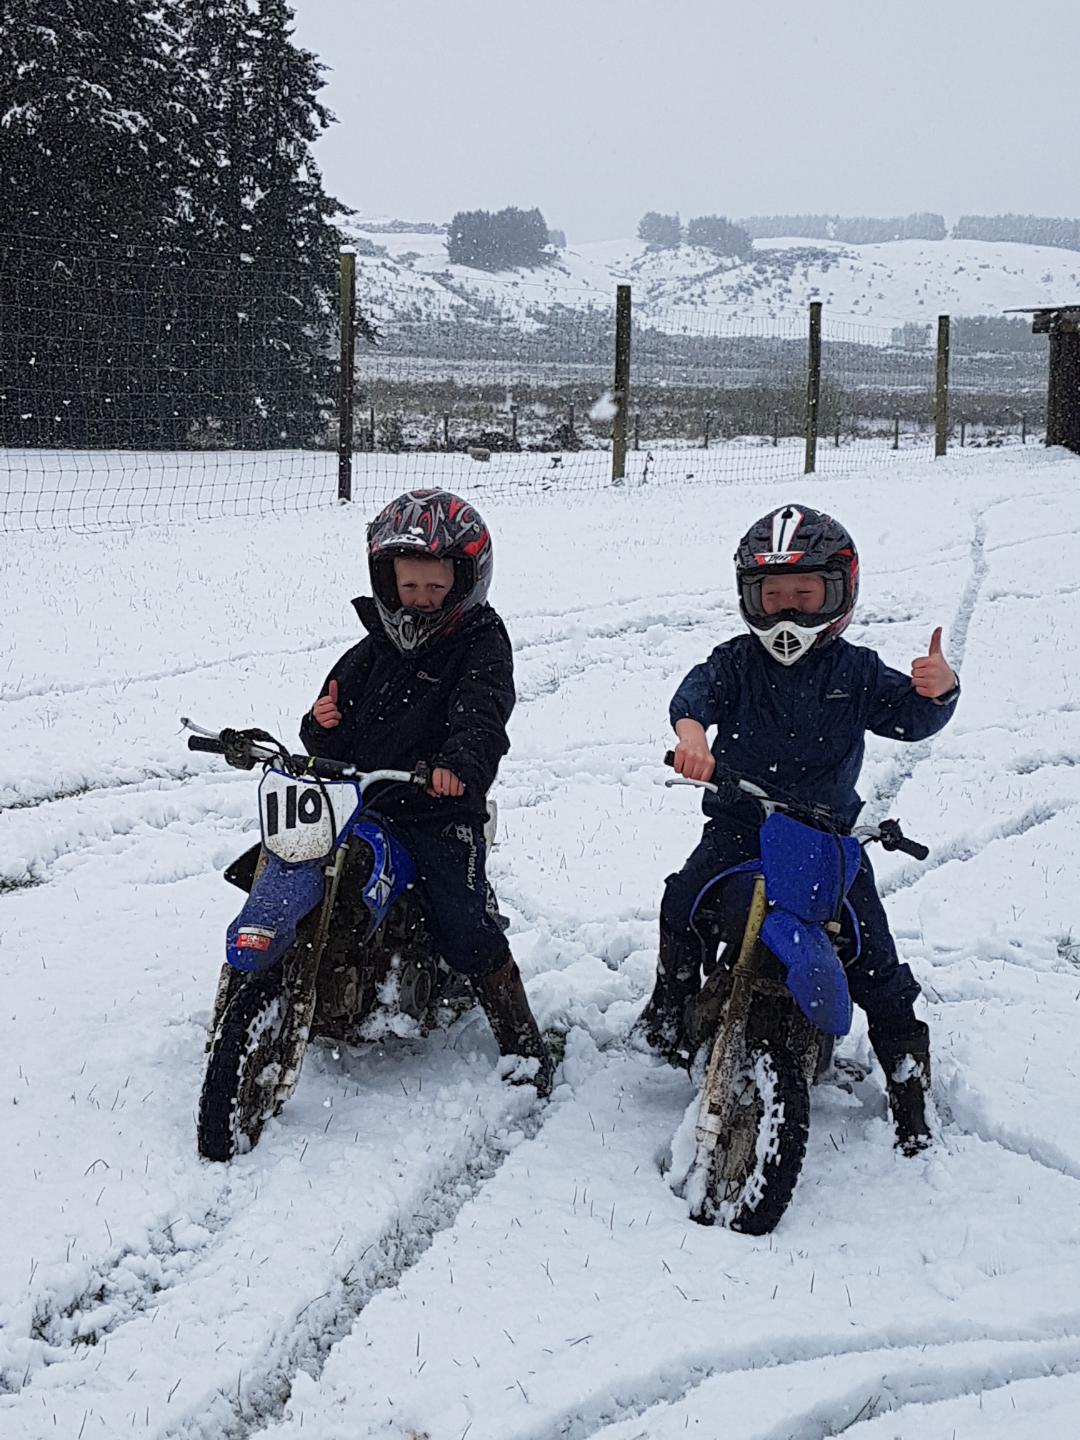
left=344, top=221, right=1080, bottom=331
left=3, top=447, right=1080, bottom=1438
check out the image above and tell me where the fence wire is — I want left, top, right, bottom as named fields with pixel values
left=0, top=234, right=1053, bottom=531
left=1, top=233, right=335, bottom=529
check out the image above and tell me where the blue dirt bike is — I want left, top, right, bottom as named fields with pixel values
left=662, top=753, right=928, bottom=1234
left=185, top=720, right=477, bottom=1161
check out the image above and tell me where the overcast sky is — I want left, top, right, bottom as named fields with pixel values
left=290, top=0, right=1079, bottom=242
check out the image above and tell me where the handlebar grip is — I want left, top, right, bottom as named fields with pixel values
left=188, top=736, right=226, bottom=754
left=897, top=837, right=930, bottom=861
left=663, top=750, right=676, bottom=768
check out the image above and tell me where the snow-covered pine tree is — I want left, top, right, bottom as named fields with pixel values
left=173, top=0, right=348, bottom=446
left=0, top=0, right=197, bottom=444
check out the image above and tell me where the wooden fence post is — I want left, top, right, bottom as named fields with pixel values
left=804, top=301, right=822, bottom=474
left=611, top=284, right=632, bottom=482
left=934, top=313, right=950, bottom=458
left=337, top=249, right=356, bottom=501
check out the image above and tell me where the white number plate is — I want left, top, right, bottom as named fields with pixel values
left=258, top=769, right=361, bottom=862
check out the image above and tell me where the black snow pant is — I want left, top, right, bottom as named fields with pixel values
left=390, top=815, right=511, bottom=980
left=659, top=815, right=921, bottom=1041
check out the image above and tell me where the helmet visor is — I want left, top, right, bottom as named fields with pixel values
left=739, top=566, right=849, bottom=630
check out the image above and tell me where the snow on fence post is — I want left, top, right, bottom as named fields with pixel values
left=804, top=301, right=822, bottom=474
left=934, top=314, right=950, bottom=458
left=611, top=284, right=632, bottom=482
left=337, top=248, right=357, bottom=501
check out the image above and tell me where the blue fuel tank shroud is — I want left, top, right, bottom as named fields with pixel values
left=350, top=818, right=417, bottom=933
left=688, top=813, right=861, bottom=1037
left=759, top=812, right=862, bottom=1037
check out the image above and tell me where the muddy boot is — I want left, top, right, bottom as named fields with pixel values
left=872, top=1019, right=933, bottom=1156
left=635, top=928, right=703, bottom=1066
left=473, top=958, right=554, bottom=1098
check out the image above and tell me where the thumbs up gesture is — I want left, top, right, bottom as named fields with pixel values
left=312, top=678, right=342, bottom=728
left=911, top=627, right=957, bottom=699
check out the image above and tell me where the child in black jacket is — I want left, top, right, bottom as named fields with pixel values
left=639, top=504, right=959, bottom=1153
left=302, top=489, right=552, bottom=1095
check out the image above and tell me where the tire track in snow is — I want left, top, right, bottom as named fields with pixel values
left=157, top=1092, right=552, bottom=1440
left=515, top=1328, right=1080, bottom=1440
left=864, top=503, right=990, bottom=821
left=2, top=1054, right=553, bottom=1435
left=942, top=1068, right=1080, bottom=1186
left=0, top=591, right=725, bottom=708
left=878, top=797, right=1079, bottom=898
left=0, top=765, right=202, bottom=816
left=3, top=1191, right=239, bottom=1395
left=0, top=772, right=253, bottom=894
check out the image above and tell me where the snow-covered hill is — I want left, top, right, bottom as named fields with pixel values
left=345, top=218, right=1080, bottom=336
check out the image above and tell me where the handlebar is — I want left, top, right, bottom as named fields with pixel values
left=661, top=750, right=929, bottom=860
left=182, top=718, right=430, bottom=793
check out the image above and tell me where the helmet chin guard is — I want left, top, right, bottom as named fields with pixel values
left=753, top=616, right=830, bottom=666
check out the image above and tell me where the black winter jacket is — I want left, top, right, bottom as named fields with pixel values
left=299, top=599, right=514, bottom=821
left=670, top=633, right=959, bottom=828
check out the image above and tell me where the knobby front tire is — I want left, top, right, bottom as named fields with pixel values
left=705, top=1043, right=810, bottom=1235
left=198, top=970, right=288, bottom=1162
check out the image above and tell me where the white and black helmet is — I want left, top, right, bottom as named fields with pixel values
left=735, top=504, right=859, bottom=665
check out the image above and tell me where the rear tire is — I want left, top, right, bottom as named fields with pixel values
left=198, top=970, right=288, bottom=1161
left=704, top=1043, right=810, bottom=1235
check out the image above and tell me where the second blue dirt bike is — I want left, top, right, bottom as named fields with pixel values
left=662, top=753, right=928, bottom=1234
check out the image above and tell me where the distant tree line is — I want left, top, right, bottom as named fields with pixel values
left=951, top=214, right=1080, bottom=251
left=739, top=212, right=1080, bottom=253
left=637, top=212, right=752, bottom=256
left=1, top=0, right=356, bottom=449
left=446, top=208, right=551, bottom=270
left=739, top=214, right=948, bottom=243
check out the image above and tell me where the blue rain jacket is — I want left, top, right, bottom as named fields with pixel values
left=670, top=634, right=958, bottom=828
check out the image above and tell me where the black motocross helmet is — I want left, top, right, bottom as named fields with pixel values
left=735, top=504, right=859, bottom=665
left=367, top=489, right=493, bottom=652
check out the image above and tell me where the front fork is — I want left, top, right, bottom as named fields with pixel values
left=272, top=843, right=350, bottom=1104
left=694, top=873, right=769, bottom=1158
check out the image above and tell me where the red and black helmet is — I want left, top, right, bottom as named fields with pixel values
left=734, top=504, right=859, bottom=664
left=367, top=489, right=493, bottom=652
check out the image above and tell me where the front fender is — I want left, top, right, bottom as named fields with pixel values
left=760, top=909, right=853, bottom=1037
left=226, top=852, right=325, bottom=973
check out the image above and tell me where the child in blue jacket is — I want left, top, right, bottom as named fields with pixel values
left=639, top=504, right=959, bottom=1153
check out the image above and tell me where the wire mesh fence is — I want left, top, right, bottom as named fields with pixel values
left=0, top=233, right=1053, bottom=531
left=0, top=232, right=337, bottom=529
